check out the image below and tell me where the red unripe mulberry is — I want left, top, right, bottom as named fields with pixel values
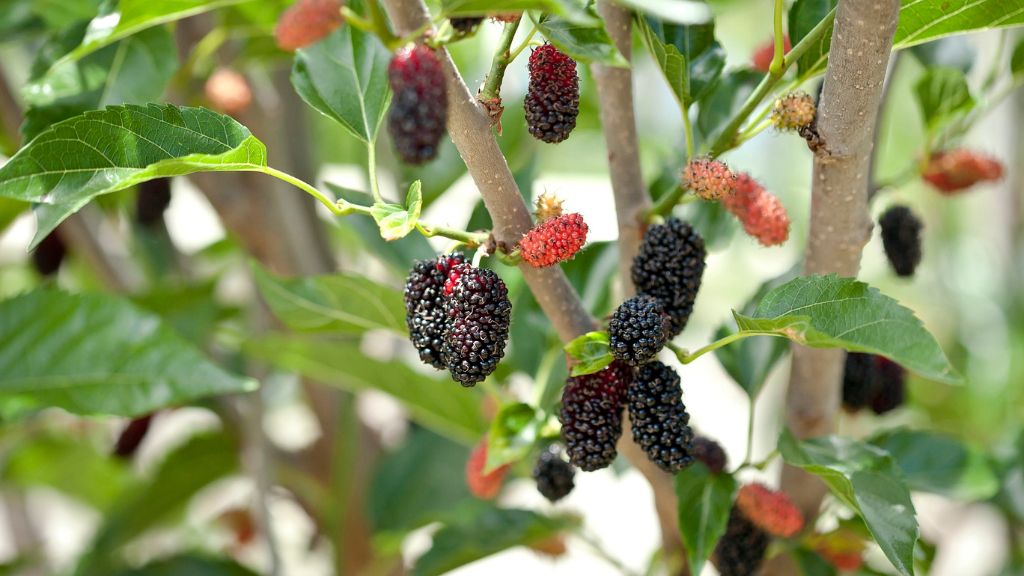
left=388, top=45, right=449, bottom=165
left=922, top=149, right=1004, bottom=193
left=466, top=439, right=509, bottom=500
left=722, top=173, right=790, bottom=246
left=275, top=0, right=344, bottom=51
left=519, top=213, right=588, bottom=268
left=205, top=68, right=252, bottom=117
left=525, top=44, right=580, bottom=143
left=682, top=158, right=736, bottom=201
left=752, top=36, right=791, bottom=72
left=735, top=483, right=805, bottom=538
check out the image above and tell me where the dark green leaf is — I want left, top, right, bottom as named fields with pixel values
left=412, top=503, right=577, bottom=576
left=870, top=429, right=998, bottom=500
left=535, top=13, right=628, bottom=66
left=733, top=275, right=961, bottom=385
left=638, top=17, right=722, bottom=107
left=779, top=430, right=918, bottom=576
left=0, top=199, right=27, bottom=235
left=29, top=0, right=102, bottom=30
left=792, top=548, right=838, bottom=576
left=564, top=331, right=613, bottom=376
left=687, top=44, right=725, bottom=104
left=441, top=0, right=595, bottom=24
left=253, top=264, right=405, bottom=334
left=133, top=281, right=230, bottom=344
left=245, top=334, right=487, bottom=442
left=789, top=0, right=837, bottom=76
left=0, top=290, right=255, bottom=417
left=696, top=70, right=760, bottom=144
left=1013, top=38, right=1024, bottom=78
left=913, top=67, right=974, bottom=134
left=487, top=403, right=539, bottom=471
left=0, top=104, right=267, bottom=248
left=291, top=25, right=391, bottom=143
left=107, top=555, right=259, bottom=576
left=893, top=0, right=1024, bottom=49
left=675, top=463, right=736, bottom=576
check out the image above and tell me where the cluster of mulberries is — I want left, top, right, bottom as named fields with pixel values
left=771, top=92, right=816, bottom=131
left=631, top=218, right=707, bottom=336
left=609, top=295, right=671, bottom=366
left=627, top=362, right=695, bottom=473
left=519, top=213, right=588, bottom=268
left=558, top=361, right=631, bottom=471
left=723, top=173, right=791, bottom=247
left=682, top=157, right=736, bottom=201
left=525, top=44, right=580, bottom=144
left=533, top=446, right=576, bottom=502
left=388, top=45, right=449, bottom=165
left=404, top=255, right=511, bottom=385
left=751, top=35, right=790, bottom=72
left=714, top=506, right=770, bottom=576
left=922, top=149, right=1004, bottom=193
left=842, top=352, right=907, bottom=415
left=274, top=0, right=344, bottom=51
left=735, top=483, right=805, bottom=538
left=691, top=435, right=728, bottom=474
left=465, top=439, right=510, bottom=500
left=136, top=178, right=173, bottom=227
left=878, top=205, right=923, bottom=277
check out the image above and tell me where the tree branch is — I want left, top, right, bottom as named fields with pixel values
left=591, top=1, right=685, bottom=568
left=381, top=0, right=594, bottom=342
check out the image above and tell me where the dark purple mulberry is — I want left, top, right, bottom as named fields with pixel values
left=32, top=232, right=67, bottom=277
left=691, top=435, right=728, bottom=474
left=442, top=263, right=511, bottom=386
left=632, top=218, right=706, bottom=336
left=559, top=361, right=632, bottom=471
left=525, top=44, right=579, bottom=144
left=869, top=356, right=906, bottom=415
left=714, top=507, right=770, bottom=576
left=404, top=254, right=465, bottom=369
left=388, top=45, right=448, bottom=165
left=532, top=446, right=575, bottom=502
left=609, top=295, right=671, bottom=366
left=450, top=17, right=483, bottom=34
left=627, top=361, right=694, bottom=473
left=879, top=205, right=923, bottom=277
left=842, top=352, right=907, bottom=415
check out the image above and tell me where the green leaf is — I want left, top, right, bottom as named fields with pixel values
left=913, top=67, right=974, bottom=134
left=535, top=13, right=628, bottom=66
left=564, top=331, right=613, bottom=376
left=0, top=104, right=267, bottom=248
left=779, top=430, right=918, bottom=576
left=792, top=548, right=838, bottom=576
left=675, top=463, right=737, bottom=576
left=412, top=503, right=577, bottom=576
left=441, top=0, right=596, bottom=24
left=245, top=334, right=487, bottom=442
left=732, top=275, right=961, bottom=385
left=637, top=17, right=723, bottom=108
left=486, top=403, right=539, bottom=472
left=788, top=0, right=837, bottom=77
left=870, top=429, right=999, bottom=500
left=1012, top=38, right=1024, bottom=78
left=22, top=25, right=178, bottom=141
left=370, top=181, right=422, bottom=241
left=28, top=0, right=102, bottom=30
left=3, top=435, right=131, bottom=511
left=107, top=555, right=259, bottom=576
left=611, top=0, right=712, bottom=25
left=0, top=199, right=27, bottom=235
left=893, top=0, right=1024, bottom=50
left=0, top=290, right=255, bottom=417
left=290, top=25, right=391, bottom=143
left=253, top=265, right=405, bottom=334
left=59, top=0, right=253, bottom=65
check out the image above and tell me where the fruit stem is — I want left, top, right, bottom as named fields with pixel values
left=669, top=331, right=786, bottom=364
left=682, top=105, right=695, bottom=160
left=507, top=22, right=539, bottom=63
left=366, top=141, right=382, bottom=204
left=416, top=222, right=490, bottom=246
left=646, top=185, right=692, bottom=220
left=479, top=16, right=523, bottom=104
left=769, top=0, right=785, bottom=77
left=340, top=6, right=376, bottom=34
left=743, top=395, right=756, bottom=465
left=708, top=6, right=837, bottom=157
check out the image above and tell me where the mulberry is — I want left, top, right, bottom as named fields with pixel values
left=735, top=483, right=804, bottom=537
left=869, top=356, right=906, bottom=415
left=691, top=435, right=728, bottom=474
left=388, top=45, right=448, bottom=165
left=878, top=205, right=923, bottom=277
left=275, top=0, right=344, bottom=51
left=559, top=361, right=632, bottom=471
left=842, top=352, right=907, bottom=415
left=631, top=218, right=706, bottom=336
left=135, top=178, right=172, bottom=227
left=842, top=352, right=874, bottom=411
left=922, top=149, right=1004, bottom=193
left=627, top=361, right=694, bottom=473
left=609, top=295, right=671, bottom=366
left=723, top=173, right=790, bottom=247
left=204, top=68, right=252, bottom=117
left=714, top=507, right=770, bottom=576
left=771, top=92, right=816, bottom=131
left=752, top=35, right=791, bottom=72
left=519, top=213, right=588, bottom=268
left=442, top=263, right=512, bottom=385
left=682, top=157, right=735, bottom=201
left=466, top=439, right=509, bottom=500
left=31, top=232, right=67, bottom=277
left=525, top=44, right=579, bottom=144
left=404, top=254, right=465, bottom=370
left=533, top=192, right=564, bottom=222
left=450, top=17, right=483, bottom=34
left=532, top=446, right=576, bottom=502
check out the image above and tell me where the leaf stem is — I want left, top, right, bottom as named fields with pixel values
left=366, top=142, right=382, bottom=204
left=769, top=0, right=785, bottom=77
left=262, top=166, right=346, bottom=215
left=743, top=396, right=756, bottom=465
left=416, top=222, right=489, bottom=246
left=708, top=6, right=837, bottom=156
left=668, top=331, right=786, bottom=364
left=479, top=16, right=523, bottom=103
left=340, top=6, right=376, bottom=34
left=682, top=105, right=695, bottom=160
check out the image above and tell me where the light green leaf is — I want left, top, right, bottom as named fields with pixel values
left=441, top=0, right=596, bottom=24
left=564, top=331, right=613, bottom=376
left=290, top=25, right=391, bottom=143
left=732, top=275, right=960, bottom=385
left=870, top=429, right=999, bottom=500
left=59, top=0, right=253, bottom=65
left=779, top=430, right=918, bottom=576
left=0, top=199, right=27, bottom=235
left=413, top=503, right=577, bottom=576
left=22, top=25, right=178, bottom=141
left=253, top=265, right=405, bottom=334
left=893, top=0, right=1024, bottom=50
left=611, top=0, right=711, bottom=25
left=788, top=0, right=837, bottom=77
left=107, top=555, right=259, bottom=576
left=913, top=67, right=974, bottom=134
left=0, top=104, right=267, bottom=248
left=535, top=13, right=628, bottom=66
left=1012, top=38, right=1024, bottom=78
left=637, top=17, right=688, bottom=108
left=676, top=463, right=737, bottom=576
left=637, top=17, right=723, bottom=107
left=245, top=334, right=487, bottom=442
left=0, top=290, right=255, bottom=417
left=486, top=403, right=539, bottom=472
left=370, top=181, right=422, bottom=241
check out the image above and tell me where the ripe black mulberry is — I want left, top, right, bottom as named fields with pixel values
left=532, top=446, right=576, bottom=502
left=714, top=507, right=770, bottom=576
left=609, top=295, right=671, bottom=366
left=691, top=435, right=728, bottom=474
left=632, top=218, right=706, bottom=336
left=525, top=44, right=579, bottom=144
left=878, top=205, right=923, bottom=277
left=559, top=361, right=632, bottom=471
left=404, top=254, right=465, bottom=369
left=388, top=45, right=448, bottom=165
left=442, top=263, right=512, bottom=386
left=627, top=361, right=694, bottom=473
